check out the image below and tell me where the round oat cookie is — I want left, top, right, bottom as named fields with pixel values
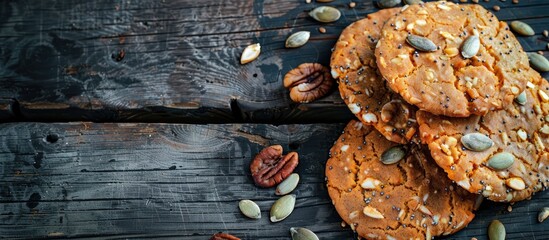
left=417, top=69, right=549, bottom=202
left=375, top=2, right=534, bottom=117
left=331, top=8, right=418, bottom=144
left=325, top=120, right=476, bottom=239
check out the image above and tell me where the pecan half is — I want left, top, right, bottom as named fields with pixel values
left=210, top=233, right=241, bottom=240
left=283, top=63, right=334, bottom=103
left=250, top=145, right=299, bottom=188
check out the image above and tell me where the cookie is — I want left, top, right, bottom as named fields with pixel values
left=331, top=8, right=418, bottom=144
left=325, top=120, right=476, bottom=239
left=417, top=69, right=549, bottom=202
left=375, top=2, right=534, bottom=117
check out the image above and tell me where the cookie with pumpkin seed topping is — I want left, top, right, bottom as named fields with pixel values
left=375, top=2, right=534, bottom=117
left=331, top=8, right=418, bottom=144
left=417, top=69, right=549, bottom=202
left=325, top=120, right=476, bottom=239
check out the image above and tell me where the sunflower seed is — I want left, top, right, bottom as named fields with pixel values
left=377, top=0, right=401, bottom=8
left=505, top=177, right=525, bottom=190
left=403, top=0, right=424, bottom=4
left=363, top=206, right=384, bottom=219
left=461, top=133, right=493, bottom=152
left=538, top=207, right=549, bottom=223
left=270, top=194, right=296, bottom=222
left=487, top=152, right=515, bottom=170
left=527, top=52, right=549, bottom=72
left=510, top=21, right=535, bottom=36
left=309, top=6, right=341, bottom=23
left=276, top=173, right=300, bottom=195
left=461, top=35, right=480, bottom=59
left=380, top=145, right=406, bottom=164
left=406, top=35, right=437, bottom=52
left=515, top=91, right=527, bottom=105
left=290, top=227, right=319, bottom=240
left=240, top=43, right=261, bottom=64
left=239, top=199, right=261, bottom=219
left=488, top=220, right=506, bottom=240
left=285, top=31, right=310, bottom=48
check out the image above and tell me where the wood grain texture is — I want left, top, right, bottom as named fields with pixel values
left=0, top=122, right=547, bottom=239
left=0, top=0, right=547, bottom=123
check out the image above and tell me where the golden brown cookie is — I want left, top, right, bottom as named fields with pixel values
left=331, top=8, right=418, bottom=144
left=375, top=2, right=533, bottom=117
left=417, top=69, right=549, bottom=202
left=326, top=120, right=476, bottom=239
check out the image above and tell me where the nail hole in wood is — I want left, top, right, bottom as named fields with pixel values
left=45, top=134, right=59, bottom=143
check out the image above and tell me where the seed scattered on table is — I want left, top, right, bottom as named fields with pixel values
left=512, top=0, right=519, bottom=3
left=270, top=194, right=296, bottom=222
left=349, top=2, right=356, bottom=8
left=309, top=6, right=341, bottom=23
left=539, top=207, right=549, bottom=223
left=510, top=21, right=535, bottom=36
left=543, top=30, right=549, bottom=37
left=493, top=5, right=500, bottom=11
left=318, top=27, right=326, bottom=33
left=240, top=43, right=261, bottom=64
left=290, top=227, right=319, bottom=240
left=285, top=31, right=310, bottom=48
left=239, top=200, right=261, bottom=219
left=488, top=220, right=506, bottom=240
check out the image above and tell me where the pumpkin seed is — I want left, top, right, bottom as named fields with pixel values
left=239, top=199, right=261, bottom=219
left=515, top=91, right=527, bottom=105
left=290, top=227, right=319, bottom=240
left=527, top=52, right=549, bottom=72
left=403, top=0, right=424, bottom=5
left=240, top=43, right=261, bottom=64
left=488, top=220, right=506, bottom=240
left=309, top=6, right=341, bottom=23
left=487, top=152, right=515, bottom=170
left=406, top=34, right=437, bottom=52
left=461, top=35, right=480, bottom=59
left=538, top=207, right=549, bottom=223
left=461, top=133, right=493, bottom=152
left=276, top=173, right=300, bottom=195
left=510, top=21, right=535, bottom=36
left=380, top=145, right=406, bottom=165
left=285, top=31, right=310, bottom=49
left=377, top=0, right=401, bottom=8
left=270, top=194, right=296, bottom=222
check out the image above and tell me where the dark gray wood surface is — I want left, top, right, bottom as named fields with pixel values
left=0, top=122, right=547, bottom=239
left=0, top=0, right=548, bottom=122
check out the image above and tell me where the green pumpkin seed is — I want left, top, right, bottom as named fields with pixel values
left=406, top=35, right=437, bottom=52
left=290, top=227, right=319, bottom=240
left=239, top=199, right=261, bottom=219
left=461, top=35, right=480, bottom=59
left=488, top=220, right=506, bottom=240
left=510, top=21, right=535, bottom=36
left=270, top=194, right=296, bottom=222
left=309, top=6, right=341, bottom=23
left=461, top=133, right=493, bottom=152
left=276, top=173, right=300, bottom=195
left=515, top=91, right=527, bottom=105
left=527, top=52, right=549, bottom=72
left=539, top=207, right=549, bottom=223
left=286, top=31, right=310, bottom=48
left=487, top=152, right=515, bottom=170
left=403, top=0, right=424, bottom=5
left=381, top=145, right=406, bottom=165
left=377, top=0, right=402, bottom=8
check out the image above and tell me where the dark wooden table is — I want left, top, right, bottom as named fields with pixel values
left=0, top=0, right=548, bottom=239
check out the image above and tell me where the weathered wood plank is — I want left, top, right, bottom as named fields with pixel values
left=0, top=0, right=548, bottom=122
left=0, top=122, right=547, bottom=239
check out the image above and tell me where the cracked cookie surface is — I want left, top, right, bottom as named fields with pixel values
left=417, top=70, right=549, bottom=202
left=325, top=120, right=476, bottom=239
left=375, top=2, right=533, bottom=117
left=331, top=8, right=418, bottom=144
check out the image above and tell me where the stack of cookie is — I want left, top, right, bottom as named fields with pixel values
left=326, top=1, right=548, bottom=239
